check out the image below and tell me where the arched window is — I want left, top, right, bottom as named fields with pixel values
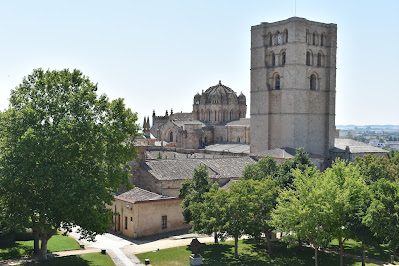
left=282, top=51, right=286, bottom=66
left=223, top=111, right=226, bottom=121
left=317, top=53, right=322, bottom=67
left=306, top=30, right=309, bottom=44
left=284, top=29, right=288, bottom=43
left=239, top=111, right=242, bottom=118
left=313, top=33, right=316, bottom=45
left=306, top=51, right=311, bottom=66
left=275, top=75, right=281, bottom=90
left=237, top=137, right=240, bottom=143
left=208, top=110, right=211, bottom=121
left=169, top=132, right=173, bottom=142
left=214, top=111, right=217, bottom=121
left=269, top=33, right=272, bottom=46
left=310, top=74, right=317, bottom=90
left=271, top=53, right=275, bottom=66
left=277, top=32, right=281, bottom=45
left=200, top=109, right=204, bottom=120
left=321, top=34, right=324, bottom=46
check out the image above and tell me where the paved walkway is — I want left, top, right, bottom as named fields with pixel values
left=68, top=227, right=143, bottom=266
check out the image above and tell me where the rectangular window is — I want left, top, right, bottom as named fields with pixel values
left=125, top=216, right=128, bottom=230
left=162, top=216, right=167, bottom=229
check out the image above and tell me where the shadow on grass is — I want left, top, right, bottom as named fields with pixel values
left=23, top=255, right=90, bottom=266
left=198, top=239, right=363, bottom=266
left=0, top=242, right=34, bottom=260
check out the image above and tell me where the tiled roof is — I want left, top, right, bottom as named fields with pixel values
left=332, top=138, right=388, bottom=154
left=172, top=120, right=205, bottom=127
left=143, top=157, right=256, bottom=181
left=220, top=179, right=240, bottom=189
left=252, top=147, right=323, bottom=159
left=117, top=187, right=172, bottom=202
left=145, top=151, right=229, bottom=160
left=205, top=143, right=250, bottom=154
left=170, top=112, right=193, bottom=121
left=226, top=118, right=250, bottom=127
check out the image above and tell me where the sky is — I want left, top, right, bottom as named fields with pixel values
left=0, top=0, right=398, bottom=126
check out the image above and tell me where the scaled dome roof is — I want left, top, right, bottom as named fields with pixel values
left=205, top=80, right=235, bottom=97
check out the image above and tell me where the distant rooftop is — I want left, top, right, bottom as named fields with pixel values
left=142, top=157, right=256, bottom=181
left=117, top=187, right=172, bottom=203
left=332, top=138, right=388, bottom=154
left=205, top=143, right=250, bottom=154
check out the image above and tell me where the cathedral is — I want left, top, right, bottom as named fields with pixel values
left=113, top=17, right=388, bottom=239
left=146, top=17, right=386, bottom=164
left=147, top=80, right=249, bottom=149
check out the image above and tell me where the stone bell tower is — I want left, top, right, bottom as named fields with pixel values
left=250, top=17, right=337, bottom=157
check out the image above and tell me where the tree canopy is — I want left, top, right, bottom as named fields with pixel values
left=0, top=68, right=139, bottom=259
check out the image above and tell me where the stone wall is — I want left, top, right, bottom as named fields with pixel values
left=250, top=17, right=337, bottom=158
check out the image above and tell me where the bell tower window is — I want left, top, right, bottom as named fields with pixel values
left=282, top=51, right=286, bottom=66
left=310, top=74, right=317, bottom=90
left=275, top=75, right=281, bottom=90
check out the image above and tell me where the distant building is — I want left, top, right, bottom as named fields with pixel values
left=150, top=81, right=249, bottom=150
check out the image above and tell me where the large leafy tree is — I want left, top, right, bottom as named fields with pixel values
left=0, top=68, right=139, bottom=260
left=240, top=179, right=279, bottom=254
left=323, top=159, right=370, bottom=266
left=272, top=167, right=337, bottom=266
left=363, top=178, right=399, bottom=261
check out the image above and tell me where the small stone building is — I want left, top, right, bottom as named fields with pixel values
left=111, top=187, right=189, bottom=239
left=132, top=157, right=256, bottom=197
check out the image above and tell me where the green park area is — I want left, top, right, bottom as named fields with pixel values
left=0, top=231, right=115, bottom=265
left=136, top=238, right=395, bottom=266
left=24, top=253, right=115, bottom=266
left=0, top=232, right=81, bottom=261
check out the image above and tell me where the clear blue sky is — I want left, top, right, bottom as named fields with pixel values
left=0, top=0, right=398, bottom=125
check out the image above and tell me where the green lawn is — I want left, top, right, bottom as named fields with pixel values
left=0, top=232, right=81, bottom=261
left=136, top=239, right=381, bottom=266
left=329, top=239, right=398, bottom=264
left=24, top=253, right=115, bottom=266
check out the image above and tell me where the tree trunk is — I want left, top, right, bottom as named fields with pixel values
left=339, top=239, right=344, bottom=266
left=394, top=250, right=399, bottom=262
left=39, top=236, right=48, bottom=260
left=214, top=231, right=218, bottom=244
left=33, top=229, right=40, bottom=255
left=314, top=245, right=318, bottom=266
left=234, top=236, right=239, bottom=259
left=39, top=229, right=57, bottom=260
left=298, top=237, right=304, bottom=251
left=266, top=230, right=272, bottom=255
left=361, top=242, right=366, bottom=266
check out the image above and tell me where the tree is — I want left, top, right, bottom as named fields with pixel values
left=221, top=181, right=253, bottom=259
left=275, top=147, right=314, bottom=188
left=178, top=164, right=214, bottom=240
left=272, top=167, right=337, bottom=266
left=243, top=156, right=277, bottom=181
left=363, top=178, right=399, bottom=261
left=190, top=184, right=228, bottom=245
left=323, top=159, right=370, bottom=266
left=0, top=68, right=139, bottom=260
left=241, top=179, right=279, bottom=254
left=355, top=154, right=398, bottom=184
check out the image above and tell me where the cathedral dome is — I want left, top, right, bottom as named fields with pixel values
left=205, top=80, right=235, bottom=104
